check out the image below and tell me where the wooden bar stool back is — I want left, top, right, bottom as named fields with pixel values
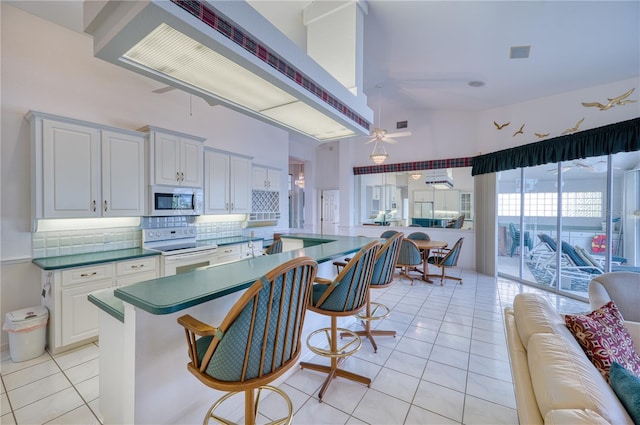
left=348, top=232, right=403, bottom=352
left=300, top=240, right=380, bottom=401
left=177, top=257, right=318, bottom=425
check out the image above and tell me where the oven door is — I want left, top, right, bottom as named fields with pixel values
left=161, top=249, right=217, bottom=276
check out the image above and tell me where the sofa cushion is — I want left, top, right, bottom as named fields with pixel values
left=528, top=333, right=633, bottom=425
left=544, top=409, right=611, bottom=425
left=610, top=362, right=640, bottom=424
left=565, top=301, right=640, bottom=382
left=513, top=293, right=578, bottom=350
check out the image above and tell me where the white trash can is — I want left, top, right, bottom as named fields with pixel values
left=3, top=306, right=48, bottom=362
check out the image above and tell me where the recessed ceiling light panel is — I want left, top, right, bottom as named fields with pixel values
left=85, top=0, right=373, bottom=140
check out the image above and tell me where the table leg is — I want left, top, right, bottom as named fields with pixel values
left=422, top=249, right=434, bottom=283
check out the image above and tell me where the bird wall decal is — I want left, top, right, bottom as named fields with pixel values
left=561, top=117, right=585, bottom=135
left=512, top=124, right=525, bottom=137
left=581, top=88, right=636, bottom=111
left=494, top=121, right=510, bottom=130
left=535, top=132, right=550, bottom=138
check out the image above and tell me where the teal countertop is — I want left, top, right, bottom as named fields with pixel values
left=32, top=248, right=160, bottom=270
left=90, top=234, right=376, bottom=320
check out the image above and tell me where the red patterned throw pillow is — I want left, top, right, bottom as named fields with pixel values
left=565, top=301, right=640, bottom=382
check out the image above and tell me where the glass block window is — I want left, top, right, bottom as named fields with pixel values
left=498, top=192, right=602, bottom=218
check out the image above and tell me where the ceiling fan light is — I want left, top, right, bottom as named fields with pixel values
left=410, top=173, right=422, bottom=180
left=370, top=153, right=388, bottom=164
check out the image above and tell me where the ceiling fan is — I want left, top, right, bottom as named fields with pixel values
left=364, top=83, right=412, bottom=146
left=152, top=85, right=219, bottom=108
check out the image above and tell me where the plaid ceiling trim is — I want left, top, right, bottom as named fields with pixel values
left=171, top=0, right=371, bottom=131
left=353, top=157, right=474, bottom=175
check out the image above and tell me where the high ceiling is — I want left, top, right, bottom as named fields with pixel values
left=8, top=1, right=640, bottom=115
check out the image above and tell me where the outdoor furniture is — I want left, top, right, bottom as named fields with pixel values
left=508, top=223, right=532, bottom=257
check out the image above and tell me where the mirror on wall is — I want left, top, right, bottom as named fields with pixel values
left=355, top=167, right=473, bottom=229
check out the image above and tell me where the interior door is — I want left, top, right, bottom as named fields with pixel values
left=321, top=190, right=340, bottom=235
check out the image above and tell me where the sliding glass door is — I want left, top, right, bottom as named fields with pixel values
left=497, top=151, right=640, bottom=300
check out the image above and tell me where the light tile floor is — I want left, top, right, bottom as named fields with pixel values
left=1, top=269, right=589, bottom=424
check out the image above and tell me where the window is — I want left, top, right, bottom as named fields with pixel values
left=498, top=192, right=602, bottom=218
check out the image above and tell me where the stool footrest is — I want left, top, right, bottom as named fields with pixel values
left=306, top=327, right=362, bottom=358
left=355, top=301, right=391, bottom=321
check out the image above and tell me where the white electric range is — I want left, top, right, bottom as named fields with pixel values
left=143, top=226, right=218, bottom=276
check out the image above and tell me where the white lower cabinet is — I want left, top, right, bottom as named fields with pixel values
left=215, top=244, right=242, bottom=265
left=61, top=278, right=113, bottom=347
left=115, top=257, right=159, bottom=287
left=42, top=256, right=159, bottom=353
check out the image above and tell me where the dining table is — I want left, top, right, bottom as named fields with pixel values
left=410, top=239, right=448, bottom=283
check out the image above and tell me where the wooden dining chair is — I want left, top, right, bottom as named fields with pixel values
left=347, top=232, right=403, bottom=352
left=177, top=257, right=318, bottom=425
left=428, top=237, right=464, bottom=285
left=264, top=238, right=283, bottom=255
left=396, top=238, right=423, bottom=285
left=300, top=240, right=380, bottom=401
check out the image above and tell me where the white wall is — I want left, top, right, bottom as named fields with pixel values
left=0, top=5, right=295, bottom=346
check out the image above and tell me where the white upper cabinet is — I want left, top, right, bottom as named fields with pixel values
left=204, top=150, right=252, bottom=214
left=29, top=112, right=145, bottom=219
left=252, top=166, right=281, bottom=192
left=101, top=130, right=145, bottom=216
left=143, top=126, right=205, bottom=188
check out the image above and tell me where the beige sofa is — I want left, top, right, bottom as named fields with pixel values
left=504, top=292, right=640, bottom=424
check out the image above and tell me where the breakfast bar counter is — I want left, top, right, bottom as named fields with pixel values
left=89, top=234, right=376, bottom=425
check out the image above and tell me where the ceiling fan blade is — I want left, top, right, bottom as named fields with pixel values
left=202, top=97, right=218, bottom=107
left=153, top=86, right=175, bottom=94
left=364, top=138, right=378, bottom=144
left=385, top=131, right=412, bottom=138
left=383, top=137, right=399, bottom=144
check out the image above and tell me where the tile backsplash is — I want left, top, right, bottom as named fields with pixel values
left=32, top=227, right=141, bottom=259
left=32, top=216, right=248, bottom=258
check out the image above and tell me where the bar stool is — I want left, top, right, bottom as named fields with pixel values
left=177, top=257, right=318, bottom=425
left=264, top=238, right=283, bottom=255
left=300, top=240, right=380, bottom=401
left=347, top=232, right=403, bottom=352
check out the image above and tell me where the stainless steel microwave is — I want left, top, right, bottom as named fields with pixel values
left=147, top=186, right=203, bottom=216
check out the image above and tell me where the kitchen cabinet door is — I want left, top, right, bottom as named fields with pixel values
left=204, top=150, right=231, bottom=214
left=101, top=130, right=145, bottom=216
left=180, top=138, right=204, bottom=188
left=153, top=131, right=182, bottom=186
left=229, top=155, right=252, bottom=213
left=42, top=119, right=101, bottom=218
left=61, top=278, right=113, bottom=346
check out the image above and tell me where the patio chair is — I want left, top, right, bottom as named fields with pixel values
left=508, top=223, right=532, bottom=257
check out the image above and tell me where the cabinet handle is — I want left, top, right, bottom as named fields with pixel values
left=176, top=172, right=181, bottom=182
left=80, top=272, right=98, bottom=278
left=226, top=202, right=229, bottom=210
left=230, top=202, right=234, bottom=210
left=104, top=200, right=108, bottom=212
left=264, top=180, right=267, bottom=188
left=180, top=172, right=185, bottom=181
left=130, top=264, right=144, bottom=269
left=92, top=200, right=97, bottom=212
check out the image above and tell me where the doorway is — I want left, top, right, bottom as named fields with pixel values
left=321, top=190, right=340, bottom=235
left=289, top=160, right=305, bottom=229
